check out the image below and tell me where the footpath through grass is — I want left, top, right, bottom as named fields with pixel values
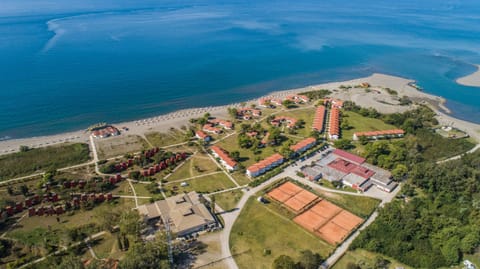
left=230, top=197, right=334, bottom=269
left=0, top=143, right=91, bottom=181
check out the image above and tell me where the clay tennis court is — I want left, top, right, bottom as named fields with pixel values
left=268, top=182, right=319, bottom=213
left=293, top=199, right=363, bottom=245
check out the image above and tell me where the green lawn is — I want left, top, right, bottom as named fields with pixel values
left=212, top=189, right=244, bottom=211
left=332, top=249, right=413, bottom=269
left=0, top=143, right=91, bottom=181
left=230, top=197, right=334, bottom=269
left=164, top=172, right=236, bottom=195
left=90, top=231, right=125, bottom=260
left=216, top=134, right=281, bottom=167
left=167, top=153, right=220, bottom=181
left=231, top=171, right=251, bottom=186
left=341, top=111, right=397, bottom=140
left=145, top=129, right=187, bottom=148
left=274, top=107, right=315, bottom=138
left=12, top=198, right=134, bottom=232
left=319, top=190, right=380, bottom=218
left=96, top=135, right=149, bottom=160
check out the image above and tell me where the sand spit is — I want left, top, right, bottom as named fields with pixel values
left=456, top=64, right=480, bottom=87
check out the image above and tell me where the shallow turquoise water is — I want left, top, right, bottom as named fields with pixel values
left=0, top=0, right=479, bottom=138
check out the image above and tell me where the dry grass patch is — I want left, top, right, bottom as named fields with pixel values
left=96, top=135, right=149, bottom=159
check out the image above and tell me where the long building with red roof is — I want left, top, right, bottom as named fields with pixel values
left=246, top=153, right=284, bottom=177
left=290, top=137, right=317, bottom=154
left=328, top=107, right=340, bottom=140
left=353, top=129, right=405, bottom=141
left=210, top=145, right=238, bottom=171
left=312, top=106, right=326, bottom=132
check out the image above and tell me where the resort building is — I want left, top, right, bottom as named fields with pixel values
left=195, top=130, right=211, bottom=142
left=270, top=116, right=298, bottom=128
left=91, top=126, right=120, bottom=138
left=332, top=149, right=365, bottom=165
left=285, top=94, right=310, bottom=104
left=324, top=98, right=344, bottom=108
left=352, top=129, right=405, bottom=141
left=208, top=119, right=234, bottom=130
left=237, top=108, right=262, bottom=120
left=246, top=153, right=284, bottom=177
left=137, top=191, right=216, bottom=237
left=290, top=137, right=317, bottom=154
left=300, top=148, right=397, bottom=193
left=210, top=145, right=238, bottom=171
left=312, top=106, right=326, bottom=132
left=328, top=107, right=340, bottom=140
left=202, top=124, right=222, bottom=134
left=258, top=97, right=284, bottom=107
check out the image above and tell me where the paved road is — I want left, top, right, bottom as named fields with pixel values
left=217, top=147, right=400, bottom=269
left=437, top=143, right=480, bottom=164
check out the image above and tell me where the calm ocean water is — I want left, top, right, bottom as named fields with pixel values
left=1, top=0, right=480, bottom=139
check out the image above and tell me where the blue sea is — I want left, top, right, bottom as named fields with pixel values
left=1, top=0, right=480, bottom=139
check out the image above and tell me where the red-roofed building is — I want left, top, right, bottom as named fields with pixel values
left=270, top=116, right=297, bottom=128
left=327, top=158, right=358, bottom=174
left=353, top=129, right=405, bottom=140
left=195, top=130, right=211, bottom=142
left=332, top=149, right=366, bottom=164
left=210, top=145, right=238, bottom=171
left=246, top=153, right=284, bottom=177
left=286, top=94, right=310, bottom=104
left=290, top=137, right=317, bottom=154
left=313, top=106, right=326, bottom=132
left=209, top=119, right=234, bottom=130
left=328, top=107, right=340, bottom=140
left=202, top=124, right=222, bottom=134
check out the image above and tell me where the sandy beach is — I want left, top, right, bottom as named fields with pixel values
left=456, top=64, right=480, bottom=87
left=1, top=73, right=479, bottom=156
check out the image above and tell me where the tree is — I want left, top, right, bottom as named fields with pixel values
left=120, top=234, right=170, bottom=269
left=272, top=255, right=296, bottom=269
left=19, top=145, right=30, bottom=152
left=358, top=135, right=369, bottom=145
left=297, top=250, right=322, bottom=269
left=391, top=164, right=408, bottom=181
left=333, top=139, right=354, bottom=150
left=230, top=151, right=240, bottom=162
left=20, top=185, right=29, bottom=196
left=56, top=255, right=84, bottom=269
left=282, top=100, right=295, bottom=109
left=119, top=211, right=141, bottom=237
left=374, top=256, right=391, bottom=269
left=341, top=119, right=352, bottom=130
left=210, top=195, right=216, bottom=215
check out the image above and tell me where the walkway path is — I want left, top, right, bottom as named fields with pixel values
left=18, top=231, right=106, bottom=269
left=437, top=143, right=480, bottom=164
left=127, top=179, right=139, bottom=208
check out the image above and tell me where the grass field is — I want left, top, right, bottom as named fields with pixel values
left=164, top=172, right=236, bottom=195
left=216, top=134, right=281, bottom=167
left=230, top=197, right=334, bottom=269
left=231, top=171, right=251, bottom=186
left=167, top=153, right=220, bottom=181
left=274, top=107, right=315, bottom=138
left=96, top=135, right=149, bottom=160
left=318, top=179, right=357, bottom=193
left=145, top=129, right=187, bottom=148
left=0, top=143, right=91, bottom=181
left=212, top=189, right=243, bottom=211
left=318, top=190, right=380, bottom=218
left=332, top=249, right=412, bottom=269
left=341, top=111, right=397, bottom=140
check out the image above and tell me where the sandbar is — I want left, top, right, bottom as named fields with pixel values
left=456, top=64, right=480, bottom=87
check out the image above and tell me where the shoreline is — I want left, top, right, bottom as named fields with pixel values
left=1, top=73, right=479, bottom=155
left=456, top=64, right=480, bottom=87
